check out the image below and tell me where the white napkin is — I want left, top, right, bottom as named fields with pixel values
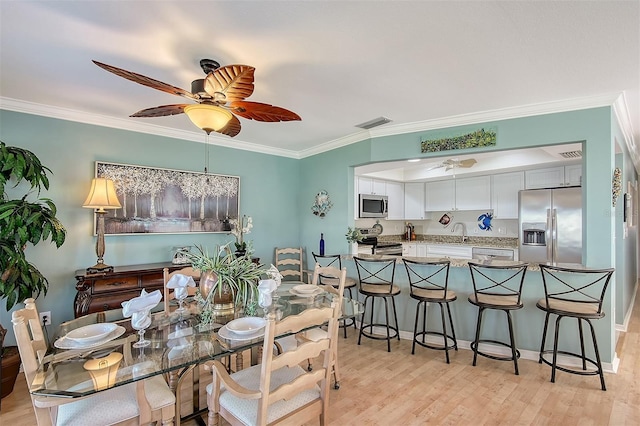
left=258, top=279, right=277, bottom=308
left=266, top=264, right=283, bottom=287
left=166, top=274, right=196, bottom=300
left=121, top=289, right=162, bottom=317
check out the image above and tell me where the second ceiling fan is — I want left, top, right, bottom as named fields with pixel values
left=427, top=158, right=477, bottom=172
left=93, top=59, right=301, bottom=137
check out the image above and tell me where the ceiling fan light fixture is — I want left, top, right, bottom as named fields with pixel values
left=184, top=104, right=233, bottom=134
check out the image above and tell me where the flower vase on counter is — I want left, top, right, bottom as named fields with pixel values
left=351, top=242, right=358, bottom=255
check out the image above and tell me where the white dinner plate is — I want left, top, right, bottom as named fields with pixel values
left=54, top=325, right=126, bottom=350
left=217, top=324, right=265, bottom=341
left=289, top=287, right=323, bottom=298
left=225, top=317, right=266, bottom=335
left=65, top=323, right=118, bottom=344
left=292, top=284, right=318, bottom=294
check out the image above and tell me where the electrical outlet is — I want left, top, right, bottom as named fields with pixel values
left=40, top=311, right=52, bottom=326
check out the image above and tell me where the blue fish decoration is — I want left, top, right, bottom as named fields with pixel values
left=478, top=212, right=493, bottom=231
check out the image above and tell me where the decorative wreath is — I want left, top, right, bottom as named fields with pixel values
left=311, top=190, right=333, bottom=218
left=612, top=167, right=622, bottom=207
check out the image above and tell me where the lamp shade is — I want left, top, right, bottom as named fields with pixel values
left=184, top=104, right=233, bottom=134
left=82, top=178, right=121, bottom=210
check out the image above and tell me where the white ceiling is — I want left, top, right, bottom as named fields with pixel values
left=1, top=1, right=638, bottom=159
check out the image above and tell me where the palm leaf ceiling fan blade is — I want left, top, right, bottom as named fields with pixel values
left=92, top=58, right=301, bottom=137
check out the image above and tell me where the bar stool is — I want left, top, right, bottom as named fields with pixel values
left=403, top=258, right=457, bottom=363
left=313, top=252, right=358, bottom=337
left=537, top=264, right=615, bottom=391
left=354, top=256, right=401, bottom=352
left=467, top=261, right=528, bottom=374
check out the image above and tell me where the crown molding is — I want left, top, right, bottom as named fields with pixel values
left=0, top=97, right=302, bottom=159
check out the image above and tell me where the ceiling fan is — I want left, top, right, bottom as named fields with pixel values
left=92, top=59, right=301, bottom=137
left=426, top=158, right=477, bottom=172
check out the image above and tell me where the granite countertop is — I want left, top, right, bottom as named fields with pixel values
left=345, top=253, right=537, bottom=270
left=377, top=234, right=519, bottom=249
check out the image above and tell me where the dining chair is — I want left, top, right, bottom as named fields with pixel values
left=353, top=256, right=401, bottom=352
left=11, top=298, right=176, bottom=426
left=537, top=264, right=615, bottom=390
left=467, top=262, right=528, bottom=375
left=163, top=266, right=201, bottom=314
left=274, top=247, right=311, bottom=283
left=312, top=252, right=358, bottom=337
left=204, top=301, right=340, bottom=426
left=403, top=258, right=458, bottom=363
left=296, top=263, right=347, bottom=389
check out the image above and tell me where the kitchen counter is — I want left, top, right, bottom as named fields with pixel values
left=345, top=253, right=534, bottom=269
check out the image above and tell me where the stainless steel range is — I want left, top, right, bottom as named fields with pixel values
left=356, top=228, right=403, bottom=256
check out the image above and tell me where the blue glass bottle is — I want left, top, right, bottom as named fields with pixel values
left=319, top=233, right=325, bottom=256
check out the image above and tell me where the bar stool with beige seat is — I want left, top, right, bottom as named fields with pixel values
left=312, top=252, right=358, bottom=337
left=537, top=264, right=615, bottom=391
left=467, top=261, right=528, bottom=375
left=353, top=256, right=401, bottom=352
left=403, top=258, right=458, bottom=363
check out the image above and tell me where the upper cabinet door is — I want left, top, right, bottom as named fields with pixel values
left=455, top=176, right=491, bottom=210
left=385, top=181, right=404, bottom=220
left=491, top=172, right=524, bottom=218
left=564, top=164, right=582, bottom=186
left=404, top=182, right=425, bottom=220
left=357, top=176, right=374, bottom=194
left=525, top=167, right=565, bottom=189
left=425, top=180, right=455, bottom=211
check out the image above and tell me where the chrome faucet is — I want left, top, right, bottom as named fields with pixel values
left=451, top=222, right=468, bottom=243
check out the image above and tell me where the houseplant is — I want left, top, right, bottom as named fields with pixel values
left=345, top=227, right=363, bottom=255
left=229, top=215, right=253, bottom=256
left=188, top=243, right=265, bottom=326
left=0, top=141, right=66, bottom=398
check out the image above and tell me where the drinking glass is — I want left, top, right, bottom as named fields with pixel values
left=131, top=309, right=152, bottom=348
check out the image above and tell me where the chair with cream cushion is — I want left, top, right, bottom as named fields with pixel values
left=12, top=298, right=175, bottom=426
left=537, top=264, right=615, bottom=391
left=312, top=252, right=357, bottom=337
left=204, top=300, right=340, bottom=426
left=297, top=263, right=347, bottom=389
left=163, top=266, right=201, bottom=314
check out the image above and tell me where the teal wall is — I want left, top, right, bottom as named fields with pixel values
left=1, top=106, right=634, bottom=365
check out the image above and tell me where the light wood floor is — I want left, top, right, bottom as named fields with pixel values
left=3, top=292, right=640, bottom=425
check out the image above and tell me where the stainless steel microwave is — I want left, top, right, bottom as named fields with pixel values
left=359, top=194, right=388, bottom=218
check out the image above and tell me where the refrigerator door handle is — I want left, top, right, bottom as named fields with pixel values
left=546, top=208, right=552, bottom=262
left=552, top=208, right=558, bottom=264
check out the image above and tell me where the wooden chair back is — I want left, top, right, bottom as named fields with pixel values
left=163, top=266, right=201, bottom=313
left=311, top=263, right=347, bottom=303
left=274, top=247, right=305, bottom=282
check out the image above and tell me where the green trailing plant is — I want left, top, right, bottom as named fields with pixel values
left=0, top=141, right=66, bottom=311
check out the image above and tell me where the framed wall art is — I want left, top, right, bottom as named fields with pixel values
left=95, top=161, right=239, bottom=235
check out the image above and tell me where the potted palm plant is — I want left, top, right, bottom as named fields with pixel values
left=0, top=141, right=66, bottom=399
left=188, top=243, right=265, bottom=327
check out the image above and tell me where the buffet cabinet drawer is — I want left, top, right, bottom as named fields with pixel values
left=92, top=276, right=139, bottom=293
left=74, top=262, right=184, bottom=318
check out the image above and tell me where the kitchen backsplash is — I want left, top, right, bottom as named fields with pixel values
left=355, top=210, right=519, bottom=239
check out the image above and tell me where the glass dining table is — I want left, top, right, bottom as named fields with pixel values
left=30, top=282, right=362, bottom=424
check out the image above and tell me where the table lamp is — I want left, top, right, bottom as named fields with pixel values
left=83, top=177, right=122, bottom=273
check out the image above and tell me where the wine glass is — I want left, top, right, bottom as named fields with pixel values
left=174, top=287, right=188, bottom=314
left=131, top=309, right=152, bottom=348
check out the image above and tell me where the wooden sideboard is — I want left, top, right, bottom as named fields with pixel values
left=74, top=262, right=188, bottom=318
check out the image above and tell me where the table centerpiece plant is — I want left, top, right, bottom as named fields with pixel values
left=229, top=214, right=252, bottom=257
left=187, top=242, right=265, bottom=327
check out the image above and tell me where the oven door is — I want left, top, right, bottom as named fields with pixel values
left=374, top=244, right=403, bottom=256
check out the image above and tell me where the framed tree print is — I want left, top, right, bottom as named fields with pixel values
left=95, top=161, right=239, bottom=235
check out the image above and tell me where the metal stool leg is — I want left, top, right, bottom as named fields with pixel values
left=391, top=296, right=400, bottom=341
left=357, top=295, right=370, bottom=346
left=383, top=297, right=391, bottom=352
left=411, top=300, right=422, bottom=355
left=505, top=310, right=519, bottom=375
left=472, top=307, right=484, bottom=366
left=551, top=315, right=563, bottom=383
left=446, top=302, right=458, bottom=350
left=586, top=318, right=606, bottom=391
left=578, top=318, right=587, bottom=370
left=539, top=311, right=551, bottom=363
left=439, top=302, right=450, bottom=364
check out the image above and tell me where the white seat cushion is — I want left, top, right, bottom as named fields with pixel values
left=206, top=364, right=320, bottom=425
left=54, top=383, right=139, bottom=426
left=144, top=375, right=177, bottom=409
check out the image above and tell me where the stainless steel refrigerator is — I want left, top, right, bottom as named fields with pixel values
left=518, top=187, right=582, bottom=264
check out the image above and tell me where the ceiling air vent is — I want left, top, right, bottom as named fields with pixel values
left=355, top=116, right=392, bottom=130
left=558, top=150, right=582, bottom=159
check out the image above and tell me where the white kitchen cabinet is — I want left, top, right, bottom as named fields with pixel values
left=385, top=180, right=405, bottom=220
left=455, top=176, right=491, bottom=210
left=425, top=180, right=455, bottom=211
left=357, top=176, right=386, bottom=195
left=416, top=243, right=428, bottom=257
left=403, top=243, right=417, bottom=257
left=491, top=171, right=524, bottom=219
left=404, top=182, right=426, bottom=219
left=424, top=177, right=490, bottom=211
left=426, top=244, right=473, bottom=259
left=525, top=165, right=582, bottom=189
